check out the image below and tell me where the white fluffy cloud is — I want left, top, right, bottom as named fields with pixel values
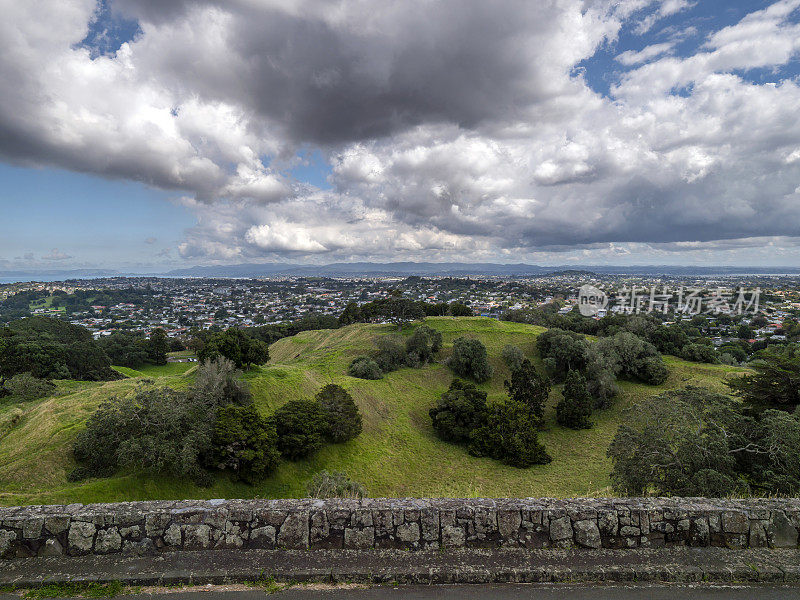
left=2, top=0, right=800, bottom=264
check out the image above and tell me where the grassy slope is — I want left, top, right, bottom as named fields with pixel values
left=0, top=317, right=746, bottom=506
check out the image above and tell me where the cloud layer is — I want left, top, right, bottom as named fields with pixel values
left=2, top=0, right=800, bottom=263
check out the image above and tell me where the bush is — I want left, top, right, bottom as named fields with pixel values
left=429, top=379, right=489, bottom=444
left=272, top=399, right=329, bottom=460
left=316, top=384, right=363, bottom=443
left=306, top=470, right=367, bottom=499
left=208, top=403, right=280, bottom=483
left=448, top=337, right=493, bottom=382
left=469, top=400, right=551, bottom=468
left=504, top=358, right=549, bottom=426
left=4, top=373, right=55, bottom=402
left=197, top=328, right=269, bottom=369
left=70, top=358, right=256, bottom=483
left=536, top=329, right=589, bottom=381
left=448, top=302, right=473, bottom=316
left=348, top=356, right=383, bottom=380
left=193, top=357, right=253, bottom=406
left=556, top=370, right=593, bottom=429
left=638, top=355, right=669, bottom=385
left=584, top=346, right=619, bottom=408
left=681, top=342, right=718, bottom=364
left=374, top=337, right=407, bottom=373
left=405, top=325, right=442, bottom=366
left=71, top=386, right=214, bottom=482
left=501, top=345, right=525, bottom=372
left=607, top=387, right=768, bottom=496
left=728, top=346, right=800, bottom=413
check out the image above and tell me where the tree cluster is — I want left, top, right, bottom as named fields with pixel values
left=70, top=359, right=363, bottom=485
left=197, top=328, right=270, bottom=369
left=608, top=386, right=800, bottom=496
left=430, top=368, right=552, bottom=469
left=0, top=317, right=119, bottom=394
left=338, top=298, right=472, bottom=330
left=97, top=328, right=169, bottom=368
left=537, top=328, right=668, bottom=413
left=504, top=308, right=750, bottom=365
left=348, top=325, right=442, bottom=379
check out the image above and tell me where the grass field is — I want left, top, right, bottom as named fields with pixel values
left=0, top=317, right=748, bottom=506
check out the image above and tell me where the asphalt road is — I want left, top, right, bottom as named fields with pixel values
left=8, top=585, right=800, bottom=600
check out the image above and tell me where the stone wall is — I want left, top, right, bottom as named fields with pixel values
left=1, top=498, right=799, bottom=560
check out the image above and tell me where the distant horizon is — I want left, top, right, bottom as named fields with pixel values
left=4, top=260, right=800, bottom=286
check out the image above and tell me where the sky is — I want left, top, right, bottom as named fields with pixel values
left=1, top=0, right=800, bottom=271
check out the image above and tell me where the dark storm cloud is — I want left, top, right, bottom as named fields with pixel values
left=123, top=0, right=582, bottom=145
left=2, top=0, right=800, bottom=263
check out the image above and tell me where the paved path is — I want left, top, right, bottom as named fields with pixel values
left=3, top=548, right=800, bottom=586
left=4, top=585, right=800, bottom=600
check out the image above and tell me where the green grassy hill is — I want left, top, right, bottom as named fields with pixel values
left=0, top=317, right=747, bottom=506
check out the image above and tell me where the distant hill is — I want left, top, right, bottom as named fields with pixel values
left=163, top=262, right=800, bottom=278
left=5, top=262, right=800, bottom=285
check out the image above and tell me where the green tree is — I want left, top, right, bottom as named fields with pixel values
left=374, top=336, right=407, bottom=372
left=208, top=403, right=280, bottom=483
left=316, top=384, right=363, bottom=443
left=429, top=379, right=489, bottom=444
left=448, top=336, right=493, bottom=382
left=469, top=400, right=552, bottom=468
left=272, top=399, right=329, bottom=460
left=448, top=302, right=473, bottom=316
left=608, top=387, right=745, bottom=496
left=197, top=328, right=269, bottom=369
left=504, top=358, right=549, bottom=426
left=405, top=325, right=442, bottom=366
left=728, top=346, right=800, bottom=413
left=556, top=370, right=593, bottom=429
left=501, top=344, right=524, bottom=372
left=4, top=373, right=55, bottom=402
left=147, top=328, right=169, bottom=365
left=338, top=302, right=363, bottom=326
left=681, top=342, right=718, bottom=364
left=737, top=324, right=754, bottom=339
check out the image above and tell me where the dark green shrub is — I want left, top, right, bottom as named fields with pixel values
left=374, top=336, right=407, bottom=372
left=448, top=337, right=493, bottom=382
left=469, top=400, right=551, bottom=468
left=208, top=403, right=280, bottom=483
left=197, top=328, right=269, bottom=369
left=501, top=345, right=524, bottom=372
left=681, top=342, right=718, bottom=364
left=556, top=370, right=593, bottom=429
left=348, top=356, right=383, bottom=379
left=429, top=379, right=488, bottom=444
left=71, top=386, right=213, bottom=482
left=70, top=358, right=256, bottom=483
left=4, top=373, right=55, bottom=402
left=536, top=329, right=589, bottom=381
left=405, top=325, right=443, bottom=366
left=272, top=399, right=328, bottom=460
left=316, top=384, right=363, bottom=443
left=448, top=303, right=473, bottom=316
